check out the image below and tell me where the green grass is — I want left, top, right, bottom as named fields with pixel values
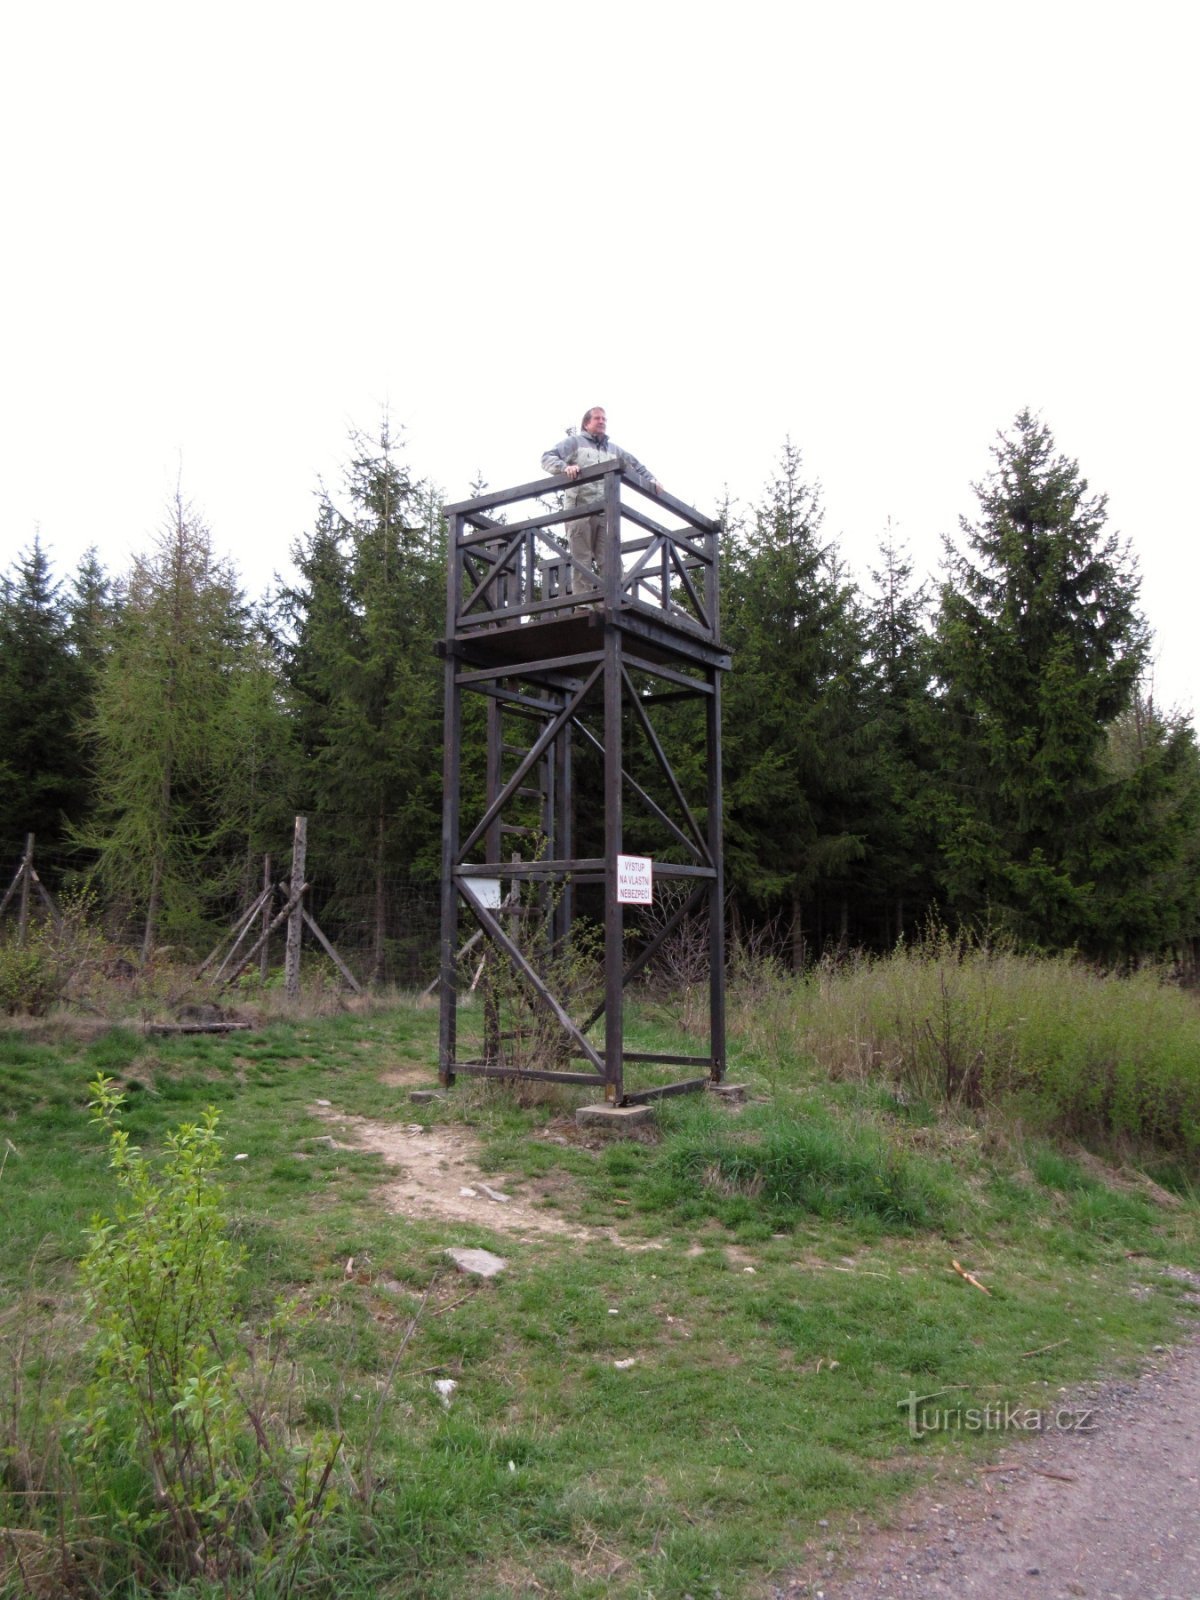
left=750, top=935, right=1200, bottom=1160
left=2, top=972, right=1199, bottom=1598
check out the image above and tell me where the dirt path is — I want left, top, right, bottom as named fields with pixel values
left=313, top=1100, right=664, bottom=1251
left=779, top=1317, right=1200, bottom=1600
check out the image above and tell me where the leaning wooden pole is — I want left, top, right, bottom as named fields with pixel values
left=300, top=906, right=362, bottom=994
left=222, top=885, right=307, bottom=987
left=199, top=883, right=272, bottom=979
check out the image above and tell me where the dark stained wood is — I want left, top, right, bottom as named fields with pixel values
left=621, top=1078, right=712, bottom=1103
left=603, top=609, right=624, bottom=1102
left=620, top=1053, right=717, bottom=1066
left=438, top=520, right=465, bottom=1086
left=450, top=1064, right=605, bottom=1085
left=708, top=668, right=727, bottom=1081
left=437, top=461, right=729, bottom=1103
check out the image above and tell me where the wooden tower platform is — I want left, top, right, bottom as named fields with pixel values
left=437, top=459, right=730, bottom=1104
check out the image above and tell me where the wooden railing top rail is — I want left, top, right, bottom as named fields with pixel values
left=443, top=460, right=720, bottom=536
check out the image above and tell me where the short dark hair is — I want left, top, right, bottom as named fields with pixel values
left=582, top=406, right=605, bottom=430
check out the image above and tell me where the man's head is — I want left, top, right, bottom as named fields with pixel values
left=581, top=406, right=606, bottom=436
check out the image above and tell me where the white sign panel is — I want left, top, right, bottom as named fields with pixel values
left=465, top=877, right=503, bottom=909
left=616, top=854, right=653, bottom=905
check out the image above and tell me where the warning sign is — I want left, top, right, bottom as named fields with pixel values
left=616, top=854, right=653, bottom=905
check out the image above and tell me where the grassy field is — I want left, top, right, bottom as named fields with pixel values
left=2, top=959, right=1199, bottom=1598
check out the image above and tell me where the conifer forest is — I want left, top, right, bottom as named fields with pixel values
left=5, top=409, right=1199, bottom=983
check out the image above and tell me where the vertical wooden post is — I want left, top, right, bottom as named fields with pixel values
left=17, top=834, right=33, bottom=946
left=439, top=511, right=466, bottom=1086
left=259, top=853, right=272, bottom=982
left=285, top=818, right=307, bottom=1001
left=707, top=516, right=721, bottom=638
left=603, top=463, right=621, bottom=613
left=603, top=466, right=624, bottom=1100
left=603, top=628, right=624, bottom=1103
left=707, top=518, right=726, bottom=1081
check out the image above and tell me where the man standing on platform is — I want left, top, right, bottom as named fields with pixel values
left=541, top=407, right=663, bottom=582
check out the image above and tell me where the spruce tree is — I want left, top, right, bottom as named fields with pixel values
left=0, top=538, right=91, bottom=848
left=932, top=408, right=1150, bottom=949
left=862, top=529, right=939, bottom=945
left=278, top=423, right=444, bottom=982
left=1085, top=699, right=1200, bottom=964
left=67, top=547, right=123, bottom=681
left=721, top=443, right=876, bottom=965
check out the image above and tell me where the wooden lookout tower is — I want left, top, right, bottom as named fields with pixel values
left=437, top=459, right=730, bottom=1104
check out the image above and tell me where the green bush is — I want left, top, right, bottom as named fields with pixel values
left=0, top=935, right=58, bottom=1015
left=12, top=1077, right=343, bottom=1595
left=0, top=894, right=109, bottom=1015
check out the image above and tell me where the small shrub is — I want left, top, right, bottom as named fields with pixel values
left=0, top=893, right=110, bottom=1016
left=0, top=936, right=58, bottom=1015
left=6, top=1077, right=343, bottom=1595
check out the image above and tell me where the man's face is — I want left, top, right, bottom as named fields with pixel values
left=585, top=409, right=606, bottom=437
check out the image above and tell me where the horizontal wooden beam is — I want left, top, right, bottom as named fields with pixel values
left=621, top=1078, right=711, bottom=1104
left=451, top=1063, right=605, bottom=1085
left=457, top=859, right=605, bottom=878
left=620, top=1053, right=717, bottom=1067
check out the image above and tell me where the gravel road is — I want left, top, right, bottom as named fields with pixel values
left=780, top=1315, right=1200, bottom=1600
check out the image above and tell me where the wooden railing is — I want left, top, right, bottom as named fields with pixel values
left=443, top=461, right=721, bottom=644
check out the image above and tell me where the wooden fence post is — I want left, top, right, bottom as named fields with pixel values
left=18, top=834, right=33, bottom=946
left=260, top=853, right=272, bottom=982
left=285, top=819, right=307, bottom=1001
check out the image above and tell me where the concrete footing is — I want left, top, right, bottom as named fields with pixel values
left=575, top=1102, right=656, bottom=1132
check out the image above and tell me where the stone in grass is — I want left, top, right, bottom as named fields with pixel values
left=410, top=1090, right=445, bottom=1104
left=445, top=1247, right=508, bottom=1279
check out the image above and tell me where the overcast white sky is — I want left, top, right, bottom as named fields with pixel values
left=4, top=1, right=1198, bottom=713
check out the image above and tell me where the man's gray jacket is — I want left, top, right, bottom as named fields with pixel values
left=541, top=429, right=657, bottom=508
